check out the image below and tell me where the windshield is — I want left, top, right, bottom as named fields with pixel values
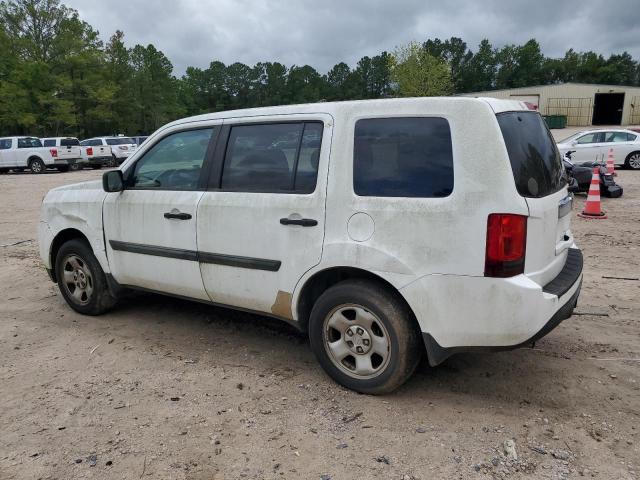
left=106, top=137, right=135, bottom=145
left=497, top=111, right=565, bottom=198
left=558, top=132, right=581, bottom=144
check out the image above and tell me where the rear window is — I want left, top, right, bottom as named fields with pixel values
left=353, top=117, right=454, bottom=198
left=497, top=111, right=565, bottom=198
left=106, top=137, right=134, bottom=145
left=61, top=138, right=80, bottom=147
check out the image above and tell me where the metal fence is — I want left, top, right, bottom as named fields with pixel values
left=544, top=98, right=593, bottom=126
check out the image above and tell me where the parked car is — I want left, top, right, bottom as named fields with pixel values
left=556, top=129, right=640, bottom=169
left=42, top=137, right=84, bottom=171
left=78, top=139, right=113, bottom=169
left=0, top=136, right=64, bottom=173
left=81, top=136, right=137, bottom=166
left=563, top=151, right=623, bottom=198
left=39, top=98, right=582, bottom=394
left=130, top=136, right=149, bottom=147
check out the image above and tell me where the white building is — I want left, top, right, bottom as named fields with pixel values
left=461, top=82, right=640, bottom=126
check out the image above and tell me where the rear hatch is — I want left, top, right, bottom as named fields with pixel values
left=497, top=111, right=572, bottom=287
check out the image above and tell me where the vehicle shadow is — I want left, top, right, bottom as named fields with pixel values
left=105, top=290, right=575, bottom=410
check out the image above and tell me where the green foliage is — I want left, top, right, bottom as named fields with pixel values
left=0, top=0, right=638, bottom=137
left=390, top=42, right=452, bottom=97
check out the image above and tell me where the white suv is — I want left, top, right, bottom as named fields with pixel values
left=38, top=98, right=582, bottom=393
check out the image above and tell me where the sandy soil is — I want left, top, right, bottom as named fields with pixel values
left=1, top=160, right=639, bottom=479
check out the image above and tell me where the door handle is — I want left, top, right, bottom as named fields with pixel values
left=280, top=218, right=318, bottom=227
left=164, top=211, right=192, bottom=220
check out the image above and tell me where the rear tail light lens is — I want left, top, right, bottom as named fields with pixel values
left=484, top=213, right=527, bottom=278
left=86, top=147, right=93, bottom=156
left=50, top=148, right=58, bottom=158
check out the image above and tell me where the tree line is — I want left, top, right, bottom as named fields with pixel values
left=1, top=0, right=639, bottom=138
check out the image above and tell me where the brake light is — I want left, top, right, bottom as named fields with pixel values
left=484, top=214, right=527, bottom=278
left=86, top=147, right=93, bottom=156
left=50, top=148, right=58, bottom=158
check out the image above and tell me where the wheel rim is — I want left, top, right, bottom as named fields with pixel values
left=322, top=304, right=391, bottom=379
left=61, top=254, right=94, bottom=305
left=32, top=161, right=42, bottom=173
left=629, top=153, right=640, bottom=169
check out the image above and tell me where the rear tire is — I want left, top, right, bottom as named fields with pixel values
left=29, top=158, right=45, bottom=174
left=55, top=239, right=117, bottom=315
left=107, top=155, right=117, bottom=168
left=57, top=165, right=70, bottom=173
left=625, top=151, right=640, bottom=170
left=69, top=161, right=80, bottom=171
left=308, top=279, right=422, bottom=394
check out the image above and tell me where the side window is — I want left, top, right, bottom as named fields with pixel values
left=128, top=128, right=213, bottom=190
left=0, top=139, right=12, bottom=150
left=576, top=133, right=596, bottom=144
left=221, top=122, right=322, bottom=193
left=43, top=139, right=56, bottom=147
left=628, top=133, right=638, bottom=141
left=354, top=117, right=453, bottom=198
left=605, top=132, right=632, bottom=143
left=18, top=137, right=42, bottom=148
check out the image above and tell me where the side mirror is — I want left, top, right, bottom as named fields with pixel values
left=103, top=170, right=124, bottom=192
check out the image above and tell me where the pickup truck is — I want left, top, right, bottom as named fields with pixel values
left=82, top=137, right=137, bottom=167
left=78, top=139, right=112, bottom=169
left=42, top=137, right=83, bottom=171
left=0, top=136, right=63, bottom=173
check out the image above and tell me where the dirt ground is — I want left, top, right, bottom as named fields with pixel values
left=1, top=156, right=639, bottom=479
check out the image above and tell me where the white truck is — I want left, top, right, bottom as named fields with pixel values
left=42, top=137, right=83, bottom=171
left=77, top=139, right=112, bottom=170
left=81, top=137, right=137, bottom=167
left=0, top=136, right=64, bottom=173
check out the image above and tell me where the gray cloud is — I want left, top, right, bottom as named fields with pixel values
left=65, top=0, right=640, bottom=75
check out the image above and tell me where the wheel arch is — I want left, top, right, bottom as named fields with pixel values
left=49, top=228, right=91, bottom=281
left=28, top=155, right=43, bottom=164
left=294, top=266, right=420, bottom=334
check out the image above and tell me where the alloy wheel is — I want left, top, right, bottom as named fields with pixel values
left=60, top=254, right=94, bottom=305
left=323, top=304, right=391, bottom=379
left=628, top=153, right=640, bottom=170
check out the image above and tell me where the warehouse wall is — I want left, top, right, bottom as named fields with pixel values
left=461, top=83, right=640, bottom=127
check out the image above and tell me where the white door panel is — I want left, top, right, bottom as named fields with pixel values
left=197, top=116, right=331, bottom=318
left=103, top=190, right=208, bottom=299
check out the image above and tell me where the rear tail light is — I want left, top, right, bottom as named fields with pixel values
left=484, top=213, right=527, bottom=278
left=86, top=147, right=93, bottom=156
left=50, top=148, right=58, bottom=158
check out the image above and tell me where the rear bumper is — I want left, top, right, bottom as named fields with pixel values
left=82, top=156, right=111, bottom=166
left=401, top=248, right=583, bottom=366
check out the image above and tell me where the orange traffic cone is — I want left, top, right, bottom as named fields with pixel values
left=605, top=148, right=616, bottom=176
left=578, top=167, right=607, bottom=219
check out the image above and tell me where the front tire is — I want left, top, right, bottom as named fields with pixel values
left=55, top=239, right=117, bottom=315
left=625, top=151, right=640, bottom=170
left=29, top=158, right=45, bottom=174
left=309, top=279, right=422, bottom=394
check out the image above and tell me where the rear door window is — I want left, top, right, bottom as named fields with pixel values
left=43, top=139, right=56, bottom=147
left=353, top=117, right=453, bottom=197
left=0, top=139, right=12, bottom=149
left=221, top=122, right=322, bottom=193
left=18, top=137, right=43, bottom=148
left=497, top=111, right=565, bottom=198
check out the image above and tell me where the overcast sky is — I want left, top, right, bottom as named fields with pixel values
left=65, top=0, right=640, bottom=76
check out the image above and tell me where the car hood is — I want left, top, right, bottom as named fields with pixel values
left=51, top=180, right=103, bottom=192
